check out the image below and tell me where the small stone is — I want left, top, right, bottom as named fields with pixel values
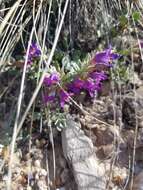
left=37, top=180, right=47, bottom=190
left=35, top=172, right=39, bottom=180
left=3, top=175, right=8, bottom=181
left=40, top=139, right=47, bottom=146
left=17, top=185, right=24, bottom=190
left=34, top=167, right=40, bottom=173
left=27, top=187, right=32, bottom=190
left=34, top=160, right=41, bottom=168
left=0, top=144, right=4, bottom=155
left=39, top=169, right=47, bottom=177
left=56, top=187, right=65, bottom=190
left=39, top=175, right=46, bottom=180
left=24, top=153, right=31, bottom=161
left=35, top=139, right=41, bottom=148
left=13, top=167, right=21, bottom=174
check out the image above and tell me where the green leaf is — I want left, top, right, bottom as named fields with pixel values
left=119, top=15, right=128, bottom=27
left=111, top=27, right=117, bottom=37
left=132, top=11, right=140, bottom=21
left=118, top=49, right=130, bottom=56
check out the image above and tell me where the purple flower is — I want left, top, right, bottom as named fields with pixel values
left=94, top=72, right=107, bottom=88
left=43, top=94, right=55, bottom=104
left=92, top=46, right=120, bottom=66
left=90, top=71, right=107, bottom=81
left=68, top=78, right=85, bottom=94
left=43, top=73, right=60, bottom=87
left=83, top=74, right=106, bottom=97
left=67, top=72, right=108, bottom=98
left=27, top=43, right=41, bottom=64
left=59, top=90, right=72, bottom=108
left=83, top=79, right=96, bottom=97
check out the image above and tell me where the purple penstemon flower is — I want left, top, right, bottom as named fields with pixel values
left=27, top=43, right=41, bottom=64
left=92, top=46, right=120, bottom=66
left=43, top=94, right=55, bottom=104
left=83, top=73, right=107, bottom=97
left=43, top=72, right=60, bottom=87
left=83, top=78, right=96, bottom=97
left=59, top=89, right=73, bottom=108
left=90, top=71, right=107, bottom=81
left=67, top=78, right=85, bottom=94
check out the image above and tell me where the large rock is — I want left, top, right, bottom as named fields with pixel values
left=62, top=116, right=106, bottom=190
left=70, top=0, right=107, bottom=51
left=122, top=86, right=143, bottom=128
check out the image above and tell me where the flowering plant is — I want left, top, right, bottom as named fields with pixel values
left=26, top=43, right=122, bottom=108
left=25, top=43, right=124, bottom=129
left=41, top=46, right=120, bottom=108
left=27, top=43, right=41, bottom=64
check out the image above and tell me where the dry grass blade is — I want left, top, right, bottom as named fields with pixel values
left=0, top=0, right=27, bottom=68
left=7, top=1, right=43, bottom=189
left=0, top=0, right=22, bottom=36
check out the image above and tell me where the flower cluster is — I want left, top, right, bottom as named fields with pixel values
left=42, top=72, right=72, bottom=107
left=42, top=47, right=120, bottom=108
left=27, top=43, right=41, bottom=64
left=92, top=46, right=120, bottom=66
left=67, top=71, right=107, bottom=97
left=43, top=73, right=60, bottom=87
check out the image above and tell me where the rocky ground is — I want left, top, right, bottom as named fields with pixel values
left=1, top=79, right=143, bottom=189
